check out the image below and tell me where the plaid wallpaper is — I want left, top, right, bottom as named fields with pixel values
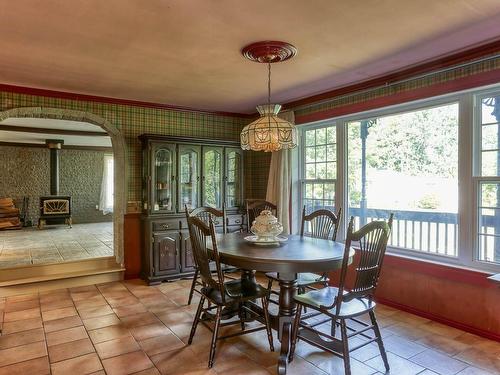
left=0, top=91, right=250, bottom=206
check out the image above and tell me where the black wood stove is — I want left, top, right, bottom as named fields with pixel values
left=38, top=140, right=73, bottom=229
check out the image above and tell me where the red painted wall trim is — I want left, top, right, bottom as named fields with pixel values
left=285, top=38, right=500, bottom=111
left=123, top=212, right=142, bottom=280
left=295, top=68, right=500, bottom=124
left=376, top=297, right=500, bottom=343
left=0, top=83, right=253, bottom=119
left=383, top=254, right=494, bottom=288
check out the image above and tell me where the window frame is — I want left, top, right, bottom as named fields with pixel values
left=294, top=82, right=500, bottom=273
left=297, top=122, right=338, bottom=225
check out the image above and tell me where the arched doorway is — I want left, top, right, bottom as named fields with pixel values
left=0, top=107, right=126, bottom=265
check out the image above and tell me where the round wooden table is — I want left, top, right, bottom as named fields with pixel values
left=213, top=233, right=354, bottom=375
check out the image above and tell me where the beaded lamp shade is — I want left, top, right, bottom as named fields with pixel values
left=240, top=104, right=297, bottom=152
left=240, top=41, right=298, bottom=152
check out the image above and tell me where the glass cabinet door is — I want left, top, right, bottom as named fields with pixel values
left=178, top=145, right=201, bottom=211
left=152, top=143, right=176, bottom=213
left=225, top=148, right=243, bottom=208
left=202, top=147, right=223, bottom=208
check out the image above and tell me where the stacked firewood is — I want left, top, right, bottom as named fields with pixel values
left=0, top=198, right=22, bottom=230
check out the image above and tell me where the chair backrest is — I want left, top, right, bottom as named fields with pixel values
left=246, top=199, right=277, bottom=232
left=300, top=206, right=342, bottom=241
left=326, top=214, right=393, bottom=310
left=186, top=215, right=226, bottom=301
left=187, top=205, right=227, bottom=234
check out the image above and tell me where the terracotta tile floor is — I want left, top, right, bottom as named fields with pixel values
left=0, top=276, right=499, bottom=375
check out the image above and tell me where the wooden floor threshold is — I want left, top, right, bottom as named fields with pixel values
left=0, top=257, right=125, bottom=296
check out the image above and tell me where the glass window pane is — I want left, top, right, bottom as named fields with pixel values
left=316, top=163, right=327, bottom=179
left=481, top=124, right=499, bottom=151
left=327, top=126, right=336, bottom=144
left=478, top=182, right=500, bottom=264
left=316, top=128, right=327, bottom=145
left=305, top=147, right=315, bottom=163
left=326, top=145, right=336, bottom=162
left=347, top=103, right=459, bottom=256
left=316, top=145, right=326, bottom=162
left=481, top=151, right=499, bottom=177
left=481, top=183, right=500, bottom=208
left=305, top=164, right=316, bottom=179
left=305, top=129, right=315, bottom=146
left=326, top=162, right=336, bottom=179
left=481, top=97, right=500, bottom=125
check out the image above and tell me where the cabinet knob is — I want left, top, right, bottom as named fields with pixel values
left=235, top=220, right=241, bottom=224
left=214, top=221, right=220, bottom=225
left=161, top=223, right=169, bottom=229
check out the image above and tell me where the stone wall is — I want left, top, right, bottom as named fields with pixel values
left=0, top=145, right=113, bottom=225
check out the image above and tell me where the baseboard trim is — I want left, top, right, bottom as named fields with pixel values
left=376, top=296, right=500, bottom=343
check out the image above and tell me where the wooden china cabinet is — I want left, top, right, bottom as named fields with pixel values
left=139, top=135, right=245, bottom=285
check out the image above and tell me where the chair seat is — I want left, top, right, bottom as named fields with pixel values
left=265, top=272, right=329, bottom=286
left=202, top=279, right=269, bottom=305
left=294, top=286, right=375, bottom=318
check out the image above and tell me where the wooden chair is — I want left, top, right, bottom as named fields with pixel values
left=187, top=216, right=274, bottom=368
left=289, top=214, right=393, bottom=375
left=245, top=199, right=277, bottom=232
left=265, top=207, right=342, bottom=302
left=186, top=205, right=226, bottom=305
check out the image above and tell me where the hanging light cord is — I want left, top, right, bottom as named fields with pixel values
left=267, top=62, right=271, bottom=106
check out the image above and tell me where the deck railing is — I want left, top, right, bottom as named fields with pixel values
left=305, top=204, right=499, bottom=260
left=349, top=207, right=459, bottom=256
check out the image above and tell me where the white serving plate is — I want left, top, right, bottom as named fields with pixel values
left=244, top=235, right=288, bottom=246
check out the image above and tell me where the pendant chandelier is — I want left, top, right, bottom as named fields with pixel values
left=240, top=41, right=298, bottom=152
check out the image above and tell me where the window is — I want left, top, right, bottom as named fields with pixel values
left=347, top=104, right=459, bottom=256
left=476, top=91, right=500, bottom=264
left=99, top=154, right=114, bottom=214
left=300, top=125, right=336, bottom=213
left=296, top=83, right=500, bottom=272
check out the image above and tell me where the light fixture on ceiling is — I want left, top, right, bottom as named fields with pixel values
left=240, top=41, right=298, bottom=152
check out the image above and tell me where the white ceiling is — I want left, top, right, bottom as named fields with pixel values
left=0, top=118, right=111, bottom=147
left=1, top=0, right=499, bottom=113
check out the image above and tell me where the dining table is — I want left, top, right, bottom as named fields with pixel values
left=210, top=232, right=354, bottom=375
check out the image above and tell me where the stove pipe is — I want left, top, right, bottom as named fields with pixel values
left=46, top=139, right=64, bottom=196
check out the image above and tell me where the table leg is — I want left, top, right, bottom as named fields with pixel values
left=277, top=273, right=297, bottom=375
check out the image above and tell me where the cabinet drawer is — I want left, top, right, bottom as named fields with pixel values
left=152, top=219, right=180, bottom=231
left=227, top=215, right=244, bottom=226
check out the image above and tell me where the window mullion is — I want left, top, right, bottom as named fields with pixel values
left=458, top=93, right=474, bottom=267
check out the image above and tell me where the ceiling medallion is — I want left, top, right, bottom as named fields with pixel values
left=240, top=41, right=298, bottom=152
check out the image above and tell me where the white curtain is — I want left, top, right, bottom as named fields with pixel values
left=266, top=110, right=294, bottom=234
left=99, top=154, right=114, bottom=215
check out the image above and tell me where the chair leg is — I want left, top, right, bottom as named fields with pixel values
left=267, top=278, right=273, bottom=292
left=289, top=304, right=302, bottom=363
left=187, top=268, right=199, bottom=305
left=340, top=319, right=351, bottom=375
left=261, top=297, right=274, bottom=352
left=330, top=318, right=337, bottom=337
left=298, top=286, right=307, bottom=313
left=208, top=306, right=222, bottom=368
left=238, top=302, right=245, bottom=331
left=370, top=310, right=390, bottom=372
left=188, top=296, right=205, bottom=345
